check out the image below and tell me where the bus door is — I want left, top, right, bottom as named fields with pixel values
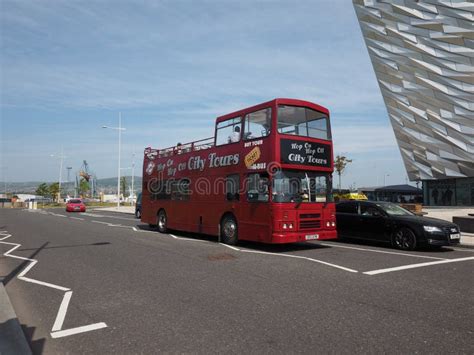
left=239, top=172, right=271, bottom=242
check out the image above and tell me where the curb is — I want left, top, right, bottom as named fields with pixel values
left=0, top=283, right=32, bottom=355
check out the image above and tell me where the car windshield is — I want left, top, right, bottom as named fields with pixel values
left=272, top=170, right=333, bottom=203
left=69, top=199, right=82, bottom=204
left=376, top=203, right=413, bottom=216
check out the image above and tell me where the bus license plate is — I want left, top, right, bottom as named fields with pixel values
left=305, top=234, right=319, bottom=241
left=450, top=233, right=460, bottom=240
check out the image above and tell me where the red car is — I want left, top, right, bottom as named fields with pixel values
left=66, top=199, right=86, bottom=212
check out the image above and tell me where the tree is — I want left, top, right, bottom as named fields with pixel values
left=49, top=182, right=60, bottom=201
left=36, top=183, right=49, bottom=197
left=121, top=176, right=127, bottom=198
left=79, top=178, right=90, bottom=197
left=334, top=155, right=353, bottom=191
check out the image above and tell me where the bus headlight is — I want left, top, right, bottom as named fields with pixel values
left=331, top=221, right=336, bottom=227
left=281, top=222, right=295, bottom=230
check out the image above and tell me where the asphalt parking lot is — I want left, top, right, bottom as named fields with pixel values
left=1, top=208, right=473, bottom=354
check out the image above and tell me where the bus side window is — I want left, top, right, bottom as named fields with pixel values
left=244, top=108, right=271, bottom=140
left=216, top=117, right=242, bottom=146
left=226, top=174, right=240, bottom=201
left=247, top=173, right=269, bottom=202
left=171, top=178, right=191, bottom=201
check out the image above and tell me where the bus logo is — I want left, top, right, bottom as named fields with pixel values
left=244, top=147, right=261, bottom=168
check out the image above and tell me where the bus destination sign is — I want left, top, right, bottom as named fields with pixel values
left=280, top=139, right=331, bottom=168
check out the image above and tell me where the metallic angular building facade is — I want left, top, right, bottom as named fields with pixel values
left=353, top=0, right=474, bottom=206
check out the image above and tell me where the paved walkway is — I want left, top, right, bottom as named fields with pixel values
left=92, top=206, right=135, bottom=214
left=423, top=208, right=473, bottom=222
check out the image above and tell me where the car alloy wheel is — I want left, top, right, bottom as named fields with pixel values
left=393, top=228, right=417, bottom=251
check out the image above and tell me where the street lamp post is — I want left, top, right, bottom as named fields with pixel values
left=103, top=113, right=126, bottom=209
left=384, top=173, right=390, bottom=186
left=51, top=147, right=66, bottom=202
left=131, top=153, right=135, bottom=206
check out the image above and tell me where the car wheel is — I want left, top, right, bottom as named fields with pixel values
left=157, top=210, right=167, bottom=233
left=393, top=227, right=417, bottom=251
left=135, top=209, right=141, bottom=219
left=221, top=214, right=238, bottom=245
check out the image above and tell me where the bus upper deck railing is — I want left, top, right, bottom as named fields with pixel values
left=157, top=137, right=215, bottom=158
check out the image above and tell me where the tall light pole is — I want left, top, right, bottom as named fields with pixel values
left=103, top=113, right=126, bottom=208
left=51, top=147, right=66, bottom=202
left=384, top=173, right=390, bottom=186
left=131, top=152, right=135, bottom=206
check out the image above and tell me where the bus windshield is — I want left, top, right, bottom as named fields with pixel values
left=272, top=170, right=333, bottom=203
left=277, top=105, right=331, bottom=140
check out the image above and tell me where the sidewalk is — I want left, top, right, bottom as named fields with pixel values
left=0, top=284, right=32, bottom=355
left=92, top=206, right=135, bottom=214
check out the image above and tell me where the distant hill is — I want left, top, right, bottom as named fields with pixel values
left=2, top=176, right=143, bottom=194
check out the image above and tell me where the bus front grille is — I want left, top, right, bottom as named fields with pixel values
left=300, top=213, right=321, bottom=219
left=299, top=220, right=321, bottom=230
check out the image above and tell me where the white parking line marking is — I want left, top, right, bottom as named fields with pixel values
left=169, top=234, right=208, bottom=242
left=50, top=213, right=67, bottom=218
left=320, top=243, right=446, bottom=260
left=50, top=322, right=107, bottom=338
left=2, top=241, right=70, bottom=291
left=219, top=243, right=240, bottom=251
left=364, top=256, right=474, bottom=275
left=84, top=212, right=136, bottom=221
left=240, top=249, right=358, bottom=273
left=52, top=291, right=73, bottom=331
left=91, top=220, right=130, bottom=229
left=0, top=231, right=107, bottom=338
left=450, top=247, right=474, bottom=253
left=70, top=217, right=84, bottom=221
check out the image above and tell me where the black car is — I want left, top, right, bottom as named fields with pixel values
left=135, top=193, right=142, bottom=219
left=336, top=201, right=461, bottom=250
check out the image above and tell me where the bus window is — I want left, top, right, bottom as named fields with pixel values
left=272, top=170, right=333, bottom=203
left=171, top=178, right=191, bottom=201
left=226, top=174, right=240, bottom=201
left=247, top=173, right=269, bottom=202
left=216, top=117, right=242, bottom=146
left=244, top=108, right=272, bottom=140
left=277, top=105, right=331, bottom=140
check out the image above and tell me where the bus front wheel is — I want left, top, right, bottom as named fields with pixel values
left=157, top=210, right=168, bottom=233
left=221, top=214, right=238, bottom=245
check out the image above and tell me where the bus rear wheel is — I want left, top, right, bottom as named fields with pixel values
left=157, top=210, right=168, bottom=233
left=221, top=215, right=238, bottom=245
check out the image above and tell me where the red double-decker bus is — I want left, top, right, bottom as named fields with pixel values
left=142, top=98, right=337, bottom=244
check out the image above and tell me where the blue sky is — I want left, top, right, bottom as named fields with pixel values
left=1, top=0, right=408, bottom=187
